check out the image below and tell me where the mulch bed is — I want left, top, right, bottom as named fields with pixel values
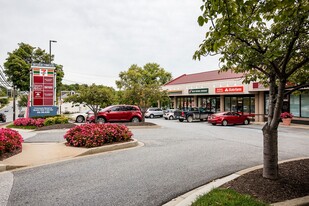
left=0, top=148, right=22, bottom=161
left=35, top=122, right=157, bottom=131
left=221, top=159, right=309, bottom=204
left=35, top=123, right=77, bottom=131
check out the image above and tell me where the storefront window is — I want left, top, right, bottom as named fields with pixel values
left=176, top=97, right=194, bottom=110
left=301, top=93, right=309, bottom=118
left=251, top=97, right=255, bottom=113
left=231, top=97, right=237, bottom=112
left=197, top=97, right=220, bottom=112
left=225, top=96, right=254, bottom=114
left=290, top=95, right=300, bottom=117
left=243, top=97, right=250, bottom=113
left=211, top=98, right=216, bottom=112
left=224, top=97, right=231, bottom=111
left=215, top=97, right=220, bottom=112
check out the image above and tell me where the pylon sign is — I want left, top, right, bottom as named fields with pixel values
left=29, top=63, right=57, bottom=117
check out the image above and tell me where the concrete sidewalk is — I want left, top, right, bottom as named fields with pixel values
left=0, top=139, right=139, bottom=172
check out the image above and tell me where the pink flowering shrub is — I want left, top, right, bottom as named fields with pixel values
left=64, top=123, right=133, bottom=148
left=280, top=112, right=293, bottom=119
left=0, top=128, right=23, bottom=157
left=13, top=118, right=45, bottom=127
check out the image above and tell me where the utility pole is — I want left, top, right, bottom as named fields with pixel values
left=13, top=85, right=16, bottom=121
left=49, top=40, right=57, bottom=64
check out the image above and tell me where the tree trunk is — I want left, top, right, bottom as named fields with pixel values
left=262, top=73, right=286, bottom=180
left=141, top=111, right=145, bottom=122
left=262, top=123, right=278, bottom=179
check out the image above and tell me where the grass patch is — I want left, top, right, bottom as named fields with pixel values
left=191, top=188, right=269, bottom=206
left=6, top=124, right=37, bottom=130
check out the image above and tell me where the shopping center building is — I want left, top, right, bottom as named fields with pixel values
left=162, top=70, right=309, bottom=123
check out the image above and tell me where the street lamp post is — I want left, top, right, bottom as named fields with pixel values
left=49, top=40, right=57, bottom=64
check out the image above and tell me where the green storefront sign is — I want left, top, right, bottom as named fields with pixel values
left=188, top=88, right=209, bottom=94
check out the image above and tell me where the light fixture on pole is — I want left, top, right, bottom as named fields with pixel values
left=49, top=40, right=57, bottom=64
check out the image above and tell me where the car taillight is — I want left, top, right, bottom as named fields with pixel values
left=181, top=111, right=185, bottom=116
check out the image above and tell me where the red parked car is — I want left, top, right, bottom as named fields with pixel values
left=208, top=112, right=250, bottom=126
left=87, top=105, right=142, bottom=123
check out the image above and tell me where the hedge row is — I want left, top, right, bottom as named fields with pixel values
left=13, top=116, right=69, bottom=127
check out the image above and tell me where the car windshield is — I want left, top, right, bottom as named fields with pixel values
left=101, top=106, right=114, bottom=112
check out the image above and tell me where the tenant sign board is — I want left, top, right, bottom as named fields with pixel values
left=188, top=88, right=209, bottom=94
left=215, top=86, right=244, bottom=93
left=29, top=64, right=57, bottom=117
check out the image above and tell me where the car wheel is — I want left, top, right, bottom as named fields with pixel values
left=179, top=119, right=184, bottom=122
left=212, top=123, right=216, bottom=126
left=97, top=117, right=106, bottom=124
left=222, top=120, right=228, bottom=126
left=187, top=116, right=193, bottom=123
left=169, top=116, right=174, bottom=120
left=131, top=117, right=140, bottom=123
left=244, top=119, right=250, bottom=125
left=150, top=114, right=154, bottom=118
left=76, top=115, right=85, bottom=123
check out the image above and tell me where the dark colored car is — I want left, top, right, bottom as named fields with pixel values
left=208, top=112, right=250, bottom=126
left=87, top=105, right=142, bottom=123
left=0, top=113, right=6, bottom=122
left=179, top=107, right=213, bottom=122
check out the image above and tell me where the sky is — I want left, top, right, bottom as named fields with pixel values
left=0, top=0, right=221, bottom=88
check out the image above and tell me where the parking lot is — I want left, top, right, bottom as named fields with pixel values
left=3, top=116, right=309, bottom=206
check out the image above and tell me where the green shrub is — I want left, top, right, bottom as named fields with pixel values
left=0, top=98, right=9, bottom=105
left=44, top=116, right=69, bottom=126
left=44, top=117, right=56, bottom=126
left=55, top=116, right=69, bottom=124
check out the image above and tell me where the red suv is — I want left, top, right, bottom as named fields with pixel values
left=87, top=105, right=142, bottom=123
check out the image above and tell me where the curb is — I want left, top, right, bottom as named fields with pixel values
left=251, top=122, right=309, bottom=130
left=76, top=139, right=139, bottom=157
left=163, top=157, right=309, bottom=206
left=0, top=164, right=25, bottom=172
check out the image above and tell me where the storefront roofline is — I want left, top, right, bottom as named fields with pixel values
left=165, top=70, right=244, bottom=86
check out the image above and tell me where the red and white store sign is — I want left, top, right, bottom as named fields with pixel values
left=215, top=86, right=244, bottom=93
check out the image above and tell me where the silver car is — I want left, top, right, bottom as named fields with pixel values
left=163, top=109, right=180, bottom=120
left=145, top=107, right=163, bottom=118
left=70, top=110, right=92, bottom=123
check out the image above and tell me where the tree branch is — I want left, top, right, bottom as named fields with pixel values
left=249, top=64, right=269, bottom=76
left=284, top=83, right=309, bottom=96
left=286, top=57, right=309, bottom=78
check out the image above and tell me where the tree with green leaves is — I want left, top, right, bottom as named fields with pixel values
left=17, top=94, right=28, bottom=108
left=0, top=86, right=7, bottom=97
left=64, top=84, right=116, bottom=122
left=3, top=42, right=64, bottom=91
left=116, top=63, right=172, bottom=121
left=194, top=0, right=308, bottom=179
left=59, top=83, right=88, bottom=94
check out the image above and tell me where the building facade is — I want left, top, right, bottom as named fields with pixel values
left=162, top=70, right=309, bottom=123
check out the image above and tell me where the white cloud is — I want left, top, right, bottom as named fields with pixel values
left=0, top=0, right=220, bottom=88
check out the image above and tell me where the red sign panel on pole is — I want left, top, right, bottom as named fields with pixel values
left=215, top=86, right=244, bottom=93
left=31, top=66, right=55, bottom=106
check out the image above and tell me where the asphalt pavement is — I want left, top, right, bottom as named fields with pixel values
left=0, top=119, right=308, bottom=206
